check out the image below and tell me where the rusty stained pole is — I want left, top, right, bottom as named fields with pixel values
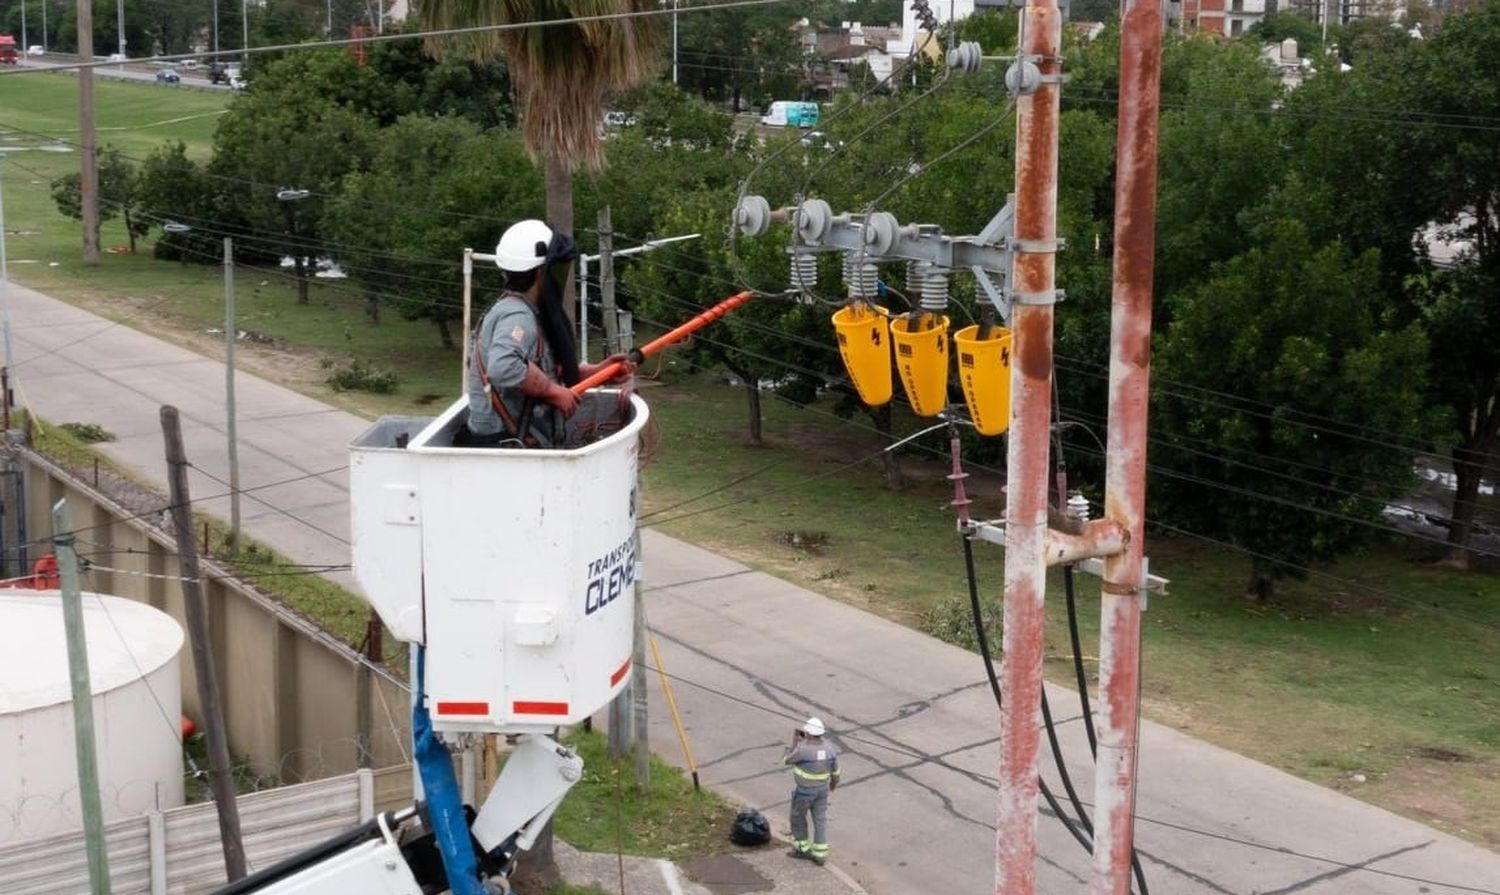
left=995, top=0, right=1063, bottom=890
left=1091, top=0, right=1164, bottom=892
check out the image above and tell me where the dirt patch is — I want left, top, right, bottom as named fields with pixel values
left=1411, top=745, right=1475, bottom=763
left=775, top=529, right=829, bottom=553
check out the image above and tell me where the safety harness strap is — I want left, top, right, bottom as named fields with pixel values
left=473, top=297, right=548, bottom=445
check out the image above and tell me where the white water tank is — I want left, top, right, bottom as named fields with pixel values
left=0, top=592, right=185, bottom=844
left=350, top=393, right=648, bottom=735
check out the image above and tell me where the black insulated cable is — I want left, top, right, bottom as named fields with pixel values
left=1064, top=564, right=1099, bottom=755
left=963, top=533, right=1150, bottom=894
left=961, top=533, right=1093, bottom=853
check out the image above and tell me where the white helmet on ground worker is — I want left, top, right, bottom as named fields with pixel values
left=802, top=717, right=825, bottom=737
left=495, top=219, right=553, bottom=272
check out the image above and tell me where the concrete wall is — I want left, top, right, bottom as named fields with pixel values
left=17, top=448, right=411, bottom=783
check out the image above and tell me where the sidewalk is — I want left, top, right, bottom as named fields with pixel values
left=9, top=281, right=1500, bottom=894
left=557, top=838, right=868, bottom=895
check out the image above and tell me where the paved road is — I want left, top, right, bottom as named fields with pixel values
left=16, top=54, right=231, bottom=91
left=8, top=281, right=1500, bottom=894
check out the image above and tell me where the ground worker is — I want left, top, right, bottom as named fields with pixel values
left=457, top=219, right=631, bottom=447
left=784, top=716, right=839, bottom=866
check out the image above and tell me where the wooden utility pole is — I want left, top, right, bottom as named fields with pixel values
left=52, top=499, right=112, bottom=895
left=160, top=406, right=246, bottom=882
left=76, top=0, right=100, bottom=265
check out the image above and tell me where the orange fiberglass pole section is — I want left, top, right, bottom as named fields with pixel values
left=570, top=291, right=753, bottom=395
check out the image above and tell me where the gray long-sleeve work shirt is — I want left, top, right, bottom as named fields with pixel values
left=465, top=293, right=562, bottom=445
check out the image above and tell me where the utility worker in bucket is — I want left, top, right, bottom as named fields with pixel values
left=457, top=219, right=632, bottom=447
left=784, top=716, right=839, bottom=866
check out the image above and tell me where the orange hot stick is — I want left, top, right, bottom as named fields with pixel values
left=571, top=291, right=753, bottom=395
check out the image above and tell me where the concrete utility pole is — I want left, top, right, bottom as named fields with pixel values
left=76, top=0, right=101, bottom=265
left=995, top=0, right=1064, bottom=888
left=1, top=156, right=14, bottom=375
left=53, top=500, right=112, bottom=895
left=598, top=206, right=618, bottom=357
left=1090, top=1, right=1163, bottom=891
left=115, top=0, right=125, bottom=60
left=223, top=238, right=241, bottom=552
left=160, top=406, right=247, bottom=882
left=672, top=0, right=679, bottom=85
left=631, top=529, right=649, bottom=786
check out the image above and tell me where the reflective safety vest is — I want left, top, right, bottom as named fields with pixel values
left=785, top=739, right=840, bottom=788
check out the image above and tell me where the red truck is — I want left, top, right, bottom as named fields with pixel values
left=0, top=36, right=18, bottom=65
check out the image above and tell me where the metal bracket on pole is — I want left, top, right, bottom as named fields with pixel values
left=738, top=196, right=1019, bottom=310
left=1010, top=289, right=1066, bottom=306
left=966, top=520, right=1168, bottom=596
left=1075, top=554, right=1168, bottom=600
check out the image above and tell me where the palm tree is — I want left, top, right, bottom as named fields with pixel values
left=419, top=0, right=664, bottom=324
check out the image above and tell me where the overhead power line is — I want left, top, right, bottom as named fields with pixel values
left=0, top=0, right=801, bottom=77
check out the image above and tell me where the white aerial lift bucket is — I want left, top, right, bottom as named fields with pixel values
left=350, top=391, right=648, bottom=735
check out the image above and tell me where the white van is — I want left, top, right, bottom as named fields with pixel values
left=761, top=101, right=820, bottom=128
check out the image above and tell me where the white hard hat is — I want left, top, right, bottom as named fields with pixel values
left=802, top=717, right=825, bottom=737
left=495, top=219, right=553, bottom=272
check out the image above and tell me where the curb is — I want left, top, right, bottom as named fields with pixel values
left=768, top=830, right=869, bottom=894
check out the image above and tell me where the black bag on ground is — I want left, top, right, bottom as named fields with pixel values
left=729, top=808, right=771, bottom=846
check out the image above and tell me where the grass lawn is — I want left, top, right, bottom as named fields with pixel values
left=638, top=369, right=1500, bottom=848
left=0, top=73, right=461, bottom=419
left=7, top=75, right=1499, bottom=851
left=551, top=728, right=739, bottom=863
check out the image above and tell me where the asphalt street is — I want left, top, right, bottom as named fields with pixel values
left=7, top=281, right=1500, bottom=893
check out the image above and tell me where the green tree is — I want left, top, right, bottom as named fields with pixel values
left=1153, top=221, right=1433, bottom=600
left=417, top=0, right=665, bottom=328
left=228, top=42, right=514, bottom=130
left=50, top=0, right=149, bottom=54
left=676, top=5, right=805, bottom=111
left=134, top=140, right=224, bottom=262
left=324, top=116, right=543, bottom=346
left=51, top=146, right=149, bottom=253
left=1278, top=1, right=1500, bottom=565
left=1407, top=3, right=1500, bottom=566
left=1153, top=37, right=1284, bottom=300
left=211, top=93, right=375, bottom=303
left=135, top=0, right=202, bottom=55
left=1246, top=11, right=1324, bottom=51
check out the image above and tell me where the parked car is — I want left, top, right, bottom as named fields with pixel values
left=799, top=130, right=841, bottom=150
left=603, top=111, right=637, bottom=128
left=155, top=68, right=180, bottom=84
left=178, top=58, right=201, bottom=69
left=208, top=61, right=228, bottom=84
left=27, top=45, right=45, bottom=57
left=228, top=75, right=247, bottom=91
left=107, top=52, right=126, bottom=62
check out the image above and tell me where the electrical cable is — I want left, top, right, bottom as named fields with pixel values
left=958, top=532, right=1096, bottom=854
left=1063, top=565, right=1097, bottom=754
left=628, top=299, right=1487, bottom=564
left=640, top=651, right=1496, bottom=893
left=1055, top=353, right=1494, bottom=464
left=8, top=463, right=350, bottom=555
left=0, top=0, right=805, bottom=77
